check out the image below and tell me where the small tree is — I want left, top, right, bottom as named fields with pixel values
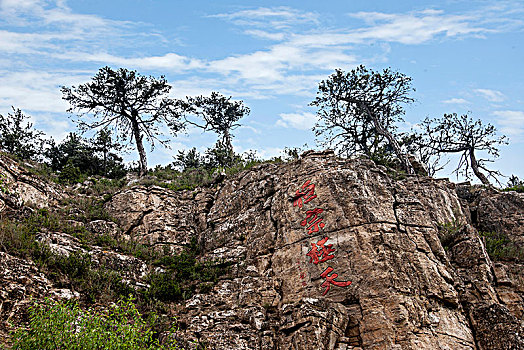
left=185, top=92, right=249, bottom=167
left=45, top=133, right=94, bottom=173
left=505, top=175, right=524, bottom=192
left=311, top=65, right=415, bottom=174
left=45, top=132, right=125, bottom=180
left=174, top=147, right=205, bottom=171
left=507, top=175, right=523, bottom=188
left=0, top=107, right=46, bottom=161
left=90, top=128, right=125, bottom=178
left=416, top=113, right=508, bottom=185
left=62, top=66, right=186, bottom=176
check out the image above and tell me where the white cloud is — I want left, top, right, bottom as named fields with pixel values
left=493, top=110, right=524, bottom=137
left=347, top=10, right=488, bottom=44
left=237, top=125, right=261, bottom=134
left=200, top=5, right=522, bottom=99
left=1, top=2, right=524, bottom=137
left=206, top=42, right=357, bottom=89
left=62, top=52, right=204, bottom=72
left=34, top=112, right=72, bottom=142
left=276, top=112, right=317, bottom=130
left=268, top=8, right=501, bottom=50
left=0, top=70, right=86, bottom=113
left=244, top=29, right=285, bottom=41
left=210, top=6, right=319, bottom=29
left=0, top=0, right=144, bottom=58
left=442, top=98, right=469, bottom=104
left=474, top=88, right=505, bottom=102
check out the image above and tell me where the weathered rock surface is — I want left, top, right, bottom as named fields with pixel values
left=0, top=251, right=79, bottom=345
left=1, top=151, right=523, bottom=349
left=104, top=152, right=524, bottom=349
left=105, top=186, right=213, bottom=253
left=0, top=154, right=64, bottom=210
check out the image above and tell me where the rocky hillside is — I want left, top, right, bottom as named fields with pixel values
left=1, top=151, right=523, bottom=349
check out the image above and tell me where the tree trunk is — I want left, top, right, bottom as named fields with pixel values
left=102, top=151, right=107, bottom=177
left=223, top=130, right=233, bottom=154
left=360, top=102, right=415, bottom=175
left=469, top=149, right=490, bottom=185
left=131, top=119, right=147, bottom=176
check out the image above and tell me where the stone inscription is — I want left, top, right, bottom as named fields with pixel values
left=293, top=180, right=351, bottom=295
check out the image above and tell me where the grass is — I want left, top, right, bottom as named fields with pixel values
left=0, top=200, right=229, bottom=307
left=75, top=177, right=128, bottom=196
left=58, top=196, right=116, bottom=224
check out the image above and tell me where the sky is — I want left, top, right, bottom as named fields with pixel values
left=0, top=0, right=523, bottom=183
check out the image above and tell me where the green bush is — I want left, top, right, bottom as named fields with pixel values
left=147, top=272, right=184, bottom=302
left=147, top=241, right=230, bottom=302
left=58, top=159, right=85, bottom=184
left=12, top=297, right=181, bottom=349
left=503, top=184, right=524, bottom=193
left=0, top=208, right=65, bottom=262
left=437, top=217, right=464, bottom=251
left=480, top=231, right=524, bottom=261
left=503, top=175, right=524, bottom=193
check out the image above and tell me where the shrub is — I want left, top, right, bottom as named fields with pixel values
left=480, top=231, right=524, bottom=261
left=147, top=241, right=230, bottom=302
left=12, top=297, right=181, bottom=349
left=58, top=159, right=85, bottom=184
left=503, top=175, right=524, bottom=193
left=437, top=217, right=464, bottom=251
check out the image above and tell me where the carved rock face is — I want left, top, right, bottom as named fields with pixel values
left=103, top=152, right=524, bottom=350
left=1, top=152, right=523, bottom=349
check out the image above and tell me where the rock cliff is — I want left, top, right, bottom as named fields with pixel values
left=1, top=151, right=523, bottom=349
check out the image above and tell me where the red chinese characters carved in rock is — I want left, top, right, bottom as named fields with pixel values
left=296, top=260, right=307, bottom=287
left=300, top=208, right=325, bottom=234
left=320, top=266, right=352, bottom=296
left=293, top=180, right=317, bottom=208
left=306, top=237, right=335, bottom=265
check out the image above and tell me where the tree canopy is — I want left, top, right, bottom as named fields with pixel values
left=416, top=113, right=508, bottom=185
left=311, top=65, right=415, bottom=174
left=45, top=130, right=125, bottom=181
left=61, top=66, right=186, bottom=176
left=0, top=107, right=46, bottom=161
left=185, top=92, right=249, bottom=164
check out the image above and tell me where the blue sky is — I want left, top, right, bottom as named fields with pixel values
left=1, top=0, right=523, bottom=182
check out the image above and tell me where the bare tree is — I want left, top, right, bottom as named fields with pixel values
left=62, top=66, right=185, bottom=176
left=416, top=113, right=508, bottom=185
left=311, top=65, right=416, bottom=174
